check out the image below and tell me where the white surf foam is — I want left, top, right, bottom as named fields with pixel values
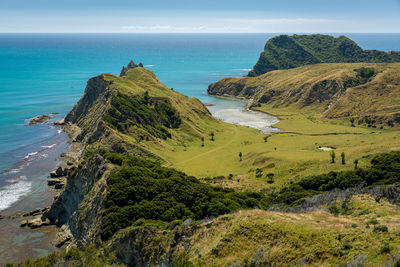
left=41, top=144, right=56, bottom=149
left=233, top=68, right=251, bottom=71
left=24, top=152, right=38, bottom=159
left=0, top=176, right=32, bottom=211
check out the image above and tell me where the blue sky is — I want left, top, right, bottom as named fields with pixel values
left=1, top=0, right=399, bottom=33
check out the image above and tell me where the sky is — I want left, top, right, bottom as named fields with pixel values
left=0, top=0, right=400, bottom=33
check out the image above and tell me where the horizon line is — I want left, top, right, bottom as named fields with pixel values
left=1, top=32, right=400, bottom=34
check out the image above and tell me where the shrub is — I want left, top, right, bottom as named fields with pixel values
left=380, top=242, right=391, bottom=254
left=373, top=225, right=388, bottom=233
left=358, top=209, right=370, bottom=216
left=367, top=219, right=379, bottom=225
left=328, top=204, right=340, bottom=215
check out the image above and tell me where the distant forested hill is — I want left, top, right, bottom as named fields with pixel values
left=248, top=34, right=400, bottom=76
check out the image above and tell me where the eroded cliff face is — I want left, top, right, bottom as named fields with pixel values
left=45, top=154, right=108, bottom=246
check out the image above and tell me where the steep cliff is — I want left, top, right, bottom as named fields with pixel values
left=248, top=34, right=400, bottom=76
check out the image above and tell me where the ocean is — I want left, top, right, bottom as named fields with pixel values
left=0, top=33, right=400, bottom=216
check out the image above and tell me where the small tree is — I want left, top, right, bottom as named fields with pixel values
left=210, top=132, right=215, bottom=141
left=263, top=135, right=270, bottom=143
left=255, top=168, right=263, bottom=178
left=266, top=173, right=274, bottom=184
left=239, top=152, right=242, bottom=161
left=341, top=152, right=346, bottom=165
left=201, top=137, right=204, bottom=147
left=350, top=118, right=355, bottom=127
left=330, top=151, right=336, bottom=163
left=354, top=159, right=359, bottom=169
left=143, top=91, right=150, bottom=104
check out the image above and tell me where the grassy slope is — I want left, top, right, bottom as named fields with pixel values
left=210, top=63, right=400, bottom=120
left=159, top=101, right=400, bottom=193
left=182, top=195, right=400, bottom=266
left=161, top=63, right=400, bottom=193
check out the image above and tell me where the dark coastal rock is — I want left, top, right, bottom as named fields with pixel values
left=50, top=166, right=66, bottom=178
left=54, top=118, right=65, bottom=125
left=120, top=60, right=141, bottom=76
left=127, top=60, right=137, bottom=69
left=48, top=178, right=63, bottom=186
left=55, top=183, right=65, bottom=190
left=119, top=66, right=127, bottom=76
left=54, top=226, right=72, bottom=248
left=27, top=217, right=51, bottom=229
left=28, top=115, right=51, bottom=126
left=23, top=208, right=41, bottom=217
left=20, top=220, right=28, bottom=227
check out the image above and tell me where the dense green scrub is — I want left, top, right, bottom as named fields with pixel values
left=269, top=151, right=400, bottom=207
left=100, top=151, right=400, bottom=240
left=103, top=92, right=181, bottom=140
left=101, top=152, right=263, bottom=240
left=249, top=34, right=400, bottom=76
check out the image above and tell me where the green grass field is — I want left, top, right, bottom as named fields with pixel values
left=150, top=103, right=400, bottom=193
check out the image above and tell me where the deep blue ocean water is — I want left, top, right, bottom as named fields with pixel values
left=0, top=33, right=400, bottom=213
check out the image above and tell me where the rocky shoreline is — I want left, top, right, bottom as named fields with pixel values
left=1, top=116, right=84, bottom=250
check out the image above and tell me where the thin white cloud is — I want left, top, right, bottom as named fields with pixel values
left=121, top=25, right=209, bottom=32
left=220, top=18, right=339, bottom=25
left=120, top=18, right=342, bottom=33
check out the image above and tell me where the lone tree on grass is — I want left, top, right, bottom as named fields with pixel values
left=266, top=173, right=275, bottom=184
left=255, top=168, right=263, bottom=178
left=239, top=152, right=243, bottom=161
left=330, top=151, right=336, bottom=163
left=201, top=137, right=204, bottom=147
left=210, top=132, right=215, bottom=141
left=341, top=152, right=346, bottom=165
left=354, top=159, right=359, bottom=169
left=264, top=135, right=271, bottom=143
left=350, top=118, right=355, bottom=127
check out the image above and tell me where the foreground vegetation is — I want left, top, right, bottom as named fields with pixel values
left=11, top=193, right=400, bottom=266
left=100, top=152, right=262, bottom=240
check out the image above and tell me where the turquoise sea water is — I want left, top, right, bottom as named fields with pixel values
left=0, top=33, right=400, bottom=213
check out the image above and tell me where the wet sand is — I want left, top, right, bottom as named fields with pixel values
left=207, top=99, right=279, bottom=133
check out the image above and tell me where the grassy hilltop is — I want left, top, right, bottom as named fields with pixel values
left=248, top=34, right=400, bottom=76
